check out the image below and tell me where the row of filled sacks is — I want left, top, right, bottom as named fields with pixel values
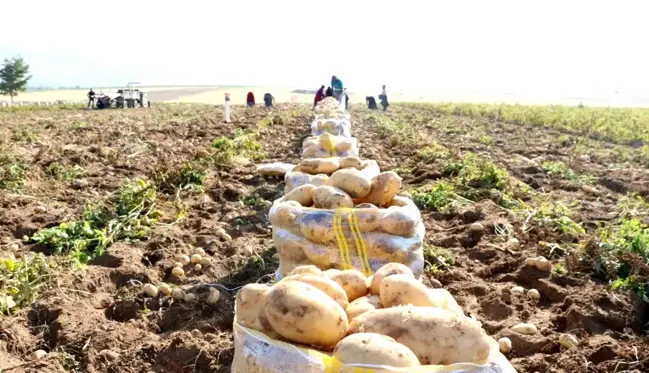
left=302, top=133, right=359, bottom=158
left=312, top=97, right=353, bottom=137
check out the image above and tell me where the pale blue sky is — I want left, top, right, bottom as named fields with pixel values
left=2, top=0, right=648, bottom=98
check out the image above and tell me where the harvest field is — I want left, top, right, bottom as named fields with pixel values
left=1, top=101, right=648, bottom=372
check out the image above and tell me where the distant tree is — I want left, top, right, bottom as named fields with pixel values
left=0, top=56, right=32, bottom=103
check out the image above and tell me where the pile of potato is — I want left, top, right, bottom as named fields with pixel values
left=235, top=263, right=494, bottom=368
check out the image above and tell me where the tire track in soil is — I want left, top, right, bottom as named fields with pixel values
left=350, top=106, right=649, bottom=373
left=0, top=104, right=312, bottom=373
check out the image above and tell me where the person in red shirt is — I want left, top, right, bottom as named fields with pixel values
left=313, top=85, right=325, bottom=109
left=246, top=92, right=255, bottom=107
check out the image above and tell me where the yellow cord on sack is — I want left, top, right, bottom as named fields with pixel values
left=347, top=209, right=372, bottom=277
left=333, top=209, right=353, bottom=270
left=333, top=208, right=372, bottom=276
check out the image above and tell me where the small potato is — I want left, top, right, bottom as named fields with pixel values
left=525, top=256, right=552, bottom=272
left=158, top=284, right=172, bottom=296
left=289, top=265, right=323, bottom=277
left=349, top=306, right=490, bottom=365
left=283, top=184, right=316, bottom=207
left=177, top=255, right=191, bottom=266
left=498, top=337, right=512, bottom=353
left=380, top=274, right=463, bottom=315
left=345, top=301, right=376, bottom=321
left=333, top=333, right=420, bottom=367
left=172, top=288, right=185, bottom=300
left=511, top=323, right=538, bottom=335
left=285, top=274, right=349, bottom=310
left=329, top=270, right=369, bottom=302
left=143, top=284, right=159, bottom=297
left=265, top=281, right=348, bottom=348
left=171, top=266, right=185, bottom=277
left=362, top=172, right=402, bottom=208
left=338, top=156, right=362, bottom=170
left=370, top=263, right=414, bottom=295
left=235, top=284, right=276, bottom=337
left=327, top=168, right=372, bottom=199
left=313, top=186, right=354, bottom=209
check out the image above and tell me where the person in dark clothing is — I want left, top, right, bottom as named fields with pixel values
left=246, top=92, right=255, bottom=107
left=87, top=88, right=96, bottom=109
left=325, top=86, right=333, bottom=97
left=263, top=93, right=274, bottom=108
left=344, top=88, right=349, bottom=110
left=379, top=85, right=389, bottom=111
left=313, top=85, right=325, bottom=109
left=366, top=96, right=378, bottom=110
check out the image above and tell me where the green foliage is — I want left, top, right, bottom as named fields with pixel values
left=153, top=161, right=207, bottom=193
left=0, top=151, right=28, bottom=191
left=0, top=56, right=32, bottom=102
left=523, top=201, right=585, bottom=236
left=31, top=179, right=161, bottom=264
left=411, top=182, right=471, bottom=213
left=45, top=162, right=86, bottom=181
left=443, top=153, right=510, bottom=191
left=0, top=254, right=74, bottom=314
left=417, top=142, right=451, bottom=162
left=423, top=245, right=455, bottom=275
left=211, top=129, right=266, bottom=164
left=542, top=160, right=595, bottom=185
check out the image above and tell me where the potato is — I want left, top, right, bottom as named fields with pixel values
left=369, top=263, right=414, bottom=295
left=345, top=301, right=376, bottom=321
left=511, top=323, right=538, bottom=335
left=361, top=172, right=402, bottom=208
left=351, top=295, right=382, bottom=309
left=525, top=256, right=552, bottom=272
left=283, top=184, right=316, bottom=206
left=300, top=158, right=339, bottom=175
left=327, top=168, right=372, bottom=199
left=379, top=274, right=463, bottom=315
left=284, top=274, right=349, bottom=310
left=265, top=281, right=348, bottom=348
left=311, top=174, right=329, bottom=187
left=329, top=270, right=369, bottom=302
left=498, top=337, right=512, bottom=353
left=381, top=208, right=418, bottom=236
left=333, top=333, right=420, bottom=367
left=289, top=265, right=323, bottom=277
left=338, top=156, right=362, bottom=170
left=323, top=268, right=342, bottom=279
left=349, top=306, right=491, bottom=365
left=235, top=284, right=277, bottom=337
left=356, top=203, right=378, bottom=209
left=313, top=186, right=354, bottom=209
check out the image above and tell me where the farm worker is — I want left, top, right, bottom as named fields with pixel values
left=263, top=93, right=275, bottom=108
left=87, top=88, right=96, bottom=109
left=379, top=85, right=389, bottom=111
left=366, top=96, right=378, bottom=110
left=314, top=85, right=325, bottom=108
left=331, top=76, right=344, bottom=104
left=246, top=92, right=255, bottom=107
left=325, top=86, right=333, bottom=97
left=344, top=88, right=349, bottom=110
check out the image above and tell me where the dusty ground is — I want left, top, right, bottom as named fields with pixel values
left=1, top=103, right=648, bottom=372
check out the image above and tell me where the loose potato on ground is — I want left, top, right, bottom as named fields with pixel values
left=333, top=333, right=420, bottom=367
left=235, top=284, right=277, bottom=338
left=283, top=184, right=316, bottom=206
left=284, top=274, right=349, bottom=310
left=265, top=281, right=348, bottom=349
left=380, top=274, right=463, bottom=315
left=327, top=168, right=372, bottom=199
left=349, top=306, right=491, bottom=365
left=369, top=263, right=414, bottom=295
left=329, top=270, right=369, bottom=302
left=288, top=265, right=323, bottom=277
left=361, top=172, right=402, bottom=208
left=313, top=186, right=354, bottom=209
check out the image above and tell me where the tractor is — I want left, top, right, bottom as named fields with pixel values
left=95, top=82, right=151, bottom=109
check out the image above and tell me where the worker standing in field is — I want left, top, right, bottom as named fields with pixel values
left=263, top=93, right=275, bottom=108
left=314, top=85, right=325, bottom=109
left=331, top=76, right=344, bottom=104
left=325, top=86, right=333, bottom=97
left=379, top=85, right=389, bottom=111
left=87, top=88, right=96, bottom=109
left=246, top=92, right=255, bottom=107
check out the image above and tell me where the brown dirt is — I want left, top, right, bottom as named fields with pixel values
left=1, top=103, right=647, bottom=372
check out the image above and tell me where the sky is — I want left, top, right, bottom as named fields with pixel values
left=2, top=0, right=649, bottom=99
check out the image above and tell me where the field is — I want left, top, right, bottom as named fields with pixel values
left=1, top=101, right=648, bottom=372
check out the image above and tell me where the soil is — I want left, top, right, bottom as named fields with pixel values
left=1, top=103, right=648, bottom=372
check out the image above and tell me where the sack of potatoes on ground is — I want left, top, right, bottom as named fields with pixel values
left=270, top=164, right=424, bottom=279
left=311, top=117, right=352, bottom=137
left=283, top=157, right=380, bottom=194
left=302, top=133, right=360, bottom=159
left=231, top=263, right=517, bottom=373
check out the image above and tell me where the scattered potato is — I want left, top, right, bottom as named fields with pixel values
left=498, top=337, right=512, bottom=353
left=178, top=255, right=191, bottom=266
left=194, top=264, right=202, bottom=272
left=506, top=237, right=520, bottom=250
left=327, top=168, right=372, bottom=199
left=289, top=265, right=323, bottom=277
left=184, top=293, right=197, bottom=303
left=205, top=288, right=221, bottom=305
left=333, top=333, right=420, bottom=367
left=172, top=288, right=185, bottom=300
left=525, top=256, right=552, bottom=272
left=190, top=254, right=202, bottom=264
left=328, top=269, right=369, bottom=302
left=349, top=306, right=491, bottom=365
left=199, top=258, right=211, bottom=267
left=313, top=185, right=354, bottom=209
left=511, top=286, right=525, bottom=296
left=360, top=171, right=402, bottom=208
left=143, top=284, right=159, bottom=297
left=370, top=263, right=414, bottom=295
left=469, top=222, right=484, bottom=234
left=265, top=280, right=348, bottom=349
left=193, top=247, right=206, bottom=256
left=527, top=289, right=541, bottom=303
left=558, top=333, right=579, bottom=349
left=171, top=267, right=185, bottom=277
left=158, top=284, right=172, bottom=296
left=173, top=261, right=184, bottom=269
left=511, top=323, right=538, bottom=335
left=284, top=184, right=316, bottom=206
left=32, top=349, right=47, bottom=360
